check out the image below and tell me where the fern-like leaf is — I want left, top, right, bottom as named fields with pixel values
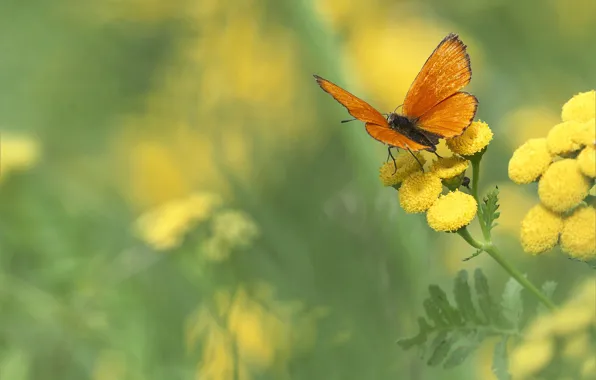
left=479, top=186, right=500, bottom=232
left=397, top=269, right=520, bottom=369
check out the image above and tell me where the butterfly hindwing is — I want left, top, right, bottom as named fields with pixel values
left=365, top=123, right=432, bottom=151
left=416, top=92, right=478, bottom=138
left=402, top=34, right=472, bottom=121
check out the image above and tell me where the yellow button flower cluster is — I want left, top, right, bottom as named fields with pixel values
left=509, top=91, right=596, bottom=259
left=380, top=121, right=493, bottom=232
left=509, top=279, right=596, bottom=380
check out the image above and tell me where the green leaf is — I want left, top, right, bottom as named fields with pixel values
left=479, top=186, right=500, bottom=232
left=463, top=248, right=484, bottom=261
left=453, top=270, right=480, bottom=323
left=492, top=336, right=511, bottom=380
left=427, top=331, right=453, bottom=367
left=397, top=269, right=521, bottom=370
left=429, top=285, right=462, bottom=326
left=537, top=281, right=557, bottom=314
left=443, top=330, right=485, bottom=369
left=501, top=276, right=524, bottom=328
left=424, top=298, right=448, bottom=327
left=474, top=268, right=496, bottom=323
left=397, top=317, right=431, bottom=350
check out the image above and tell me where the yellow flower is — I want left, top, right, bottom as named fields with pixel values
left=429, top=156, right=469, bottom=179
left=378, top=152, right=425, bottom=187
left=546, top=120, right=585, bottom=155
left=520, top=204, right=564, bottom=254
left=575, top=118, right=596, bottom=146
left=426, top=190, right=477, bottom=232
left=577, top=145, right=595, bottom=177
left=561, top=90, right=595, bottom=123
left=538, top=159, right=591, bottom=213
left=446, top=121, right=493, bottom=156
left=202, top=210, right=260, bottom=261
left=560, top=206, right=596, bottom=260
left=549, top=305, right=595, bottom=336
left=134, top=193, right=222, bottom=250
left=509, top=338, right=554, bottom=380
left=508, top=138, right=553, bottom=184
left=0, top=134, right=40, bottom=182
left=398, top=172, right=442, bottom=213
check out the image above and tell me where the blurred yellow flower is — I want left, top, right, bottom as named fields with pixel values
left=446, top=121, right=493, bottom=157
left=510, top=278, right=596, bottom=380
left=509, top=338, right=554, bottom=380
left=577, top=145, right=596, bottom=177
left=0, top=133, right=40, bottom=182
left=508, top=138, right=553, bottom=184
left=134, top=193, right=222, bottom=251
left=426, top=190, right=477, bottom=232
left=378, top=152, right=425, bottom=187
left=538, top=159, right=591, bottom=213
left=430, top=156, right=469, bottom=179
left=398, top=172, right=442, bottom=213
left=92, top=350, right=127, bottom=380
left=560, top=206, right=596, bottom=260
left=202, top=210, right=260, bottom=261
left=520, top=204, right=564, bottom=255
left=561, top=90, right=595, bottom=123
left=187, top=285, right=321, bottom=380
left=546, top=120, right=585, bottom=155
left=500, top=106, right=560, bottom=149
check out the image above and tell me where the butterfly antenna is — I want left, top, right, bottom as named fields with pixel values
left=341, top=118, right=357, bottom=123
left=407, top=148, right=425, bottom=172
left=393, top=104, right=404, bottom=113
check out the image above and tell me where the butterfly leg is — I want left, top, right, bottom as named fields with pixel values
left=407, top=147, right=425, bottom=172
left=387, top=146, right=398, bottom=174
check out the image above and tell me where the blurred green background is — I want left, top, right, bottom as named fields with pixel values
left=0, top=0, right=594, bottom=379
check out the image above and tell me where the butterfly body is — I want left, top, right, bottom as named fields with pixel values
left=386, top=113, right=440, bottom=152
left=314, top=33, right=478, bottom=154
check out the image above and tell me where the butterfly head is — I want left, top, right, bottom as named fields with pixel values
left=387, top=113, right=413, bottom=129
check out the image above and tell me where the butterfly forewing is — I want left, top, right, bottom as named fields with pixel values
left=402, top=34, right=472, bottom=120
left=416, top=92, right=478, bottom=138
left=313, top=75, right=389, bottom=127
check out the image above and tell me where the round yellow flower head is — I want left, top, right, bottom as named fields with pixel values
left=446, top=121, right=493, bottom=156
left=577, top=145, right=596, bottom=177
left=509, top=338, right=554, bottom=380
left=546, top=120, right=585, bottom=155
left=429, top=156, right=469, bottom=179
left=426, top=190, right=477, bottom=232
left=538, top=159, right=592, bottom=213
left=560, top=206, right=596, bottom=260
left=520, top=204, right=564, bottom=254
left=561, top=90, right=595, bottom=123
left=398, top=172, right=442, bottom=213
left=379, top=152, right=425, bottom=187
left=508, top=138, right=553, bottom=184
left=575, top=118, right=596, bottom=146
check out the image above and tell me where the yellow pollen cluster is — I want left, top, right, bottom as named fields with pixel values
left=379, top=152, right=425, bottom=187
left=430, top=156, right=469, bottom=179
left=446, top=121, right=493, bottom=156
left=508, top=138, right=553, bottom=184
left=426, top=190, right=477, bottom=232
left=509, top=91, right=596, bottom=260
left=398, top=172, right=442, bottom=213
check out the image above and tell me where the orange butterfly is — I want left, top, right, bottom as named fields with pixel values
left=314, top=33, right=478, bottom=160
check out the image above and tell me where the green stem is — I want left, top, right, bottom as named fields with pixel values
left=484, top=244, right=557, bottom=312
left=457, top=227, right=483, bottom=250
left=470, top=158, right=480, bottom=202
